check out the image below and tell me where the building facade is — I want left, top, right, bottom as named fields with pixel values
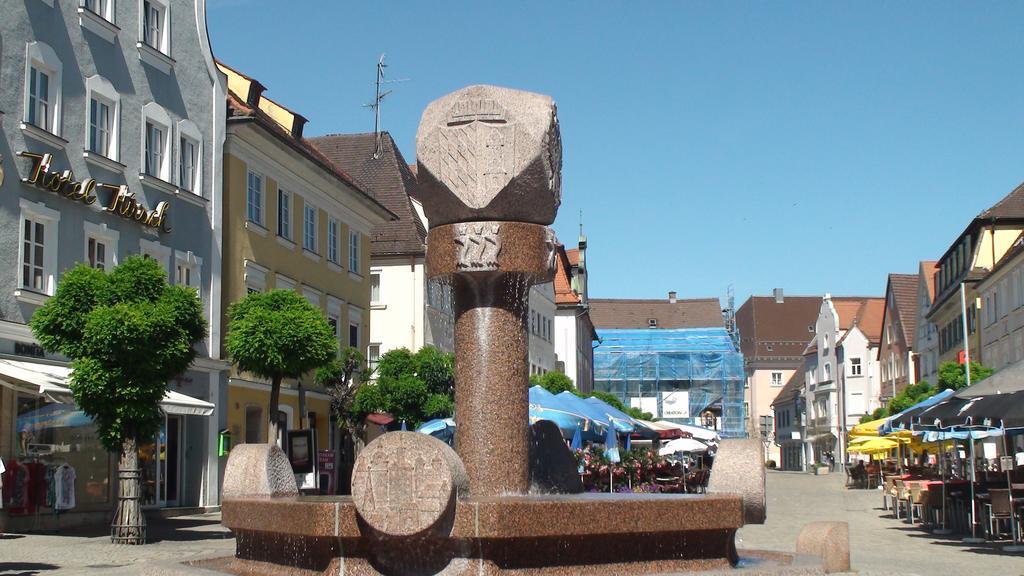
left=735, top=291, right=821, bottom=463
left=0, top=0, right=226, bottom=527
left=308, top=132, right=454, bottom=368
left=877, top=274, right=919, bottom=401
left=528, top=282, right=558, bottom=377
left=802, top=295, right=883, bottom=466
left=977, top=235, right=1024, bottom=372
left=772, top=370, right=805, bottom=471
left=552, top=240, right=597, bottom=394
left=927, top=182, right=1024, bottom=371
left=913, top=261, right=940, bottom=385
left=218, top=64, right=392, bottom=474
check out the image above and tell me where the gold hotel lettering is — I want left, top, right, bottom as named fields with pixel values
left=19, top=151, right=171, bottom=233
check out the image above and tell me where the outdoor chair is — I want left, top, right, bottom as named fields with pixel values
left=986, top=489, right=1015, bottom=540
left=924, top=485, right=944, bottom=528
left=907, top=484, right=926, bottom=525
left=893, top=479, right=907, bottom=519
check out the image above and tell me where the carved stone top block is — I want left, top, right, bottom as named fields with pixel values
left=416, top=85, right=561, bottom=227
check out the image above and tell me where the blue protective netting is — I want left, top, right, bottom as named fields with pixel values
left=593, top=327, right=747, bottom=438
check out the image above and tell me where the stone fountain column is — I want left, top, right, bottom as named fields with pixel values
left=418, top=85, right=561, bottom=496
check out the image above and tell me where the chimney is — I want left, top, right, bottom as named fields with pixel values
left=773, top=288, right=784, bottom=304
left=668, top=291, right=677, bottom=304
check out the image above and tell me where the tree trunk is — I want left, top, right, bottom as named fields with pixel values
left=111, top=436, right=146, bottom=544
left=268, top=375, right=282, bottom=445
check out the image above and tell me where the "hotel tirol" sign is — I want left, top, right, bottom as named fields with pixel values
left=19, top=151, right=172, bottom=233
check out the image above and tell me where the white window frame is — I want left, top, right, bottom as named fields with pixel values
left=368, top=343, right=381, bottom=374
left=246, top=170, right=264, bottom=226
left=302, top=285, right=322, bottom=309
left=303, top=202, right=319, bottom=254
left=140, top=239, right=171, bottom=279
left=770, top=371, right=783, bottom=387
left=348, top=305, right=363, bottom=348
left=80, top=0, right=114, bottom=21
left=275, top=273, right=296, bottom=292
left=850, top=357, right=862, bottom=377
left=23, top=42, right=63, bottom=137
left=349, top=230, right=360, bottom=274
left=327, top=217, right=339, bottom=265
left=174, top=250, right=202, bottom=298
left=177, top=119, right=202, bottom=195
left=78, top=0, right=118, bottom=43
left=83, top=221, right=120, bottom=271
left=17, top=199, right=61, bottom=299
left=84, top=75, right=120, bottom=162
left=139, top=0, right=170, bottom=55
left=243, top=260, right=268, bottom=294
left=277, top=188, right=292, bottom=240
left=141, top=102, right=172, bottom=182
left=327, top=296, right=344, bottom=352
left=370, top=270, right=381, bottom=304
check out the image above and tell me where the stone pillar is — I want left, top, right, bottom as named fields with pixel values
left=418, top=85, right=561, bottom=496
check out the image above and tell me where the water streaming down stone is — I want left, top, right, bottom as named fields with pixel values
left=205, top=85, right=839, bottom=576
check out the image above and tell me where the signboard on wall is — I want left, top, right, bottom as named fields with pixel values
left=660, top=391, right=690, bottom=419
left=629, top=396, right=658, bottom=416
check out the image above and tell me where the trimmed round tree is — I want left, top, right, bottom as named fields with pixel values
left=225, top=289, right=337, bottom=444
left=30, top=256, right=206, bottom=544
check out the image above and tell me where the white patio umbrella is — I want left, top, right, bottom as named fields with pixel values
left=658, top=437, right=711, bottom=456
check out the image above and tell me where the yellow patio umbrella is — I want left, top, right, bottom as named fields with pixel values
left=849, top=437, right=899, bottom=454
left=850, top=417, right=887, bottom=439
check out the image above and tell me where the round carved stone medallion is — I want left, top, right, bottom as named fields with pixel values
left=351, top=431, right=467, bottom=537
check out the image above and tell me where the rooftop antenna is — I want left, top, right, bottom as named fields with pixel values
left=364, top=54, right=408, bottom=159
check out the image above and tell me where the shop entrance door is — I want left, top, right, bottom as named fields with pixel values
left=160, top=415, right=182, bottom=507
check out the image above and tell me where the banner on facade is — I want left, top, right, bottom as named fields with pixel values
left=660, top=390, right=690, bottom=419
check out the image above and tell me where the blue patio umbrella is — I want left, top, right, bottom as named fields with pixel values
left=583, top=397, right=636, bottom=433
left=529, top=386, right=601, bottom=440
left=17, top=403, right=93, bottom=431
left=570, top=424, right=582, bottom=451
left=417, top=418, right=456, bottom=445
left=400, top=420, right=407, bottom=431
left=624, top=432, right=632, bottom=452
left=604, top=424, right=620, bottom=493
left=881, top=389, right=955, bottom=434
left=555, top=392, right=613, bottom=437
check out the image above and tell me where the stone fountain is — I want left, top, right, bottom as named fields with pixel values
left=196, top=86, right=848, bottom=576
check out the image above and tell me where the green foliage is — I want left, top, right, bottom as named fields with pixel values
left=937, top=361, right=993, bottom=391
left=30, top=257, right=206, bottom=451
left=534, top=371, right=575, bottom=395
left=887, top=380, right=936, bottom=413
left=862, top=406, right=888, bottom=423
left=353, top=346, right=455, bottom=428
left=315, top=347, right=367, bottom=434
left=225, top=290, right=337, bottom=381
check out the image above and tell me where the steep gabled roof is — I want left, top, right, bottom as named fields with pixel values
left=308, top=132, right=427, bottom=257
left=832, top=297, right=885, bottom=346
left=589, top=298, right=723, bottom=330
left=552, top=244, right=580, bottom=306
left=920, top=260, right=939, bottom=303
left=736, top=295, right=822, bottom=362
left=887, top=273, right=920, bottom=347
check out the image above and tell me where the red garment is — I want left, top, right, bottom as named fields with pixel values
left=1, top=460, right=46, bottom=515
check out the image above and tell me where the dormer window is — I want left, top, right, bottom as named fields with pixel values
left=648, top=318, right=657, bottom=328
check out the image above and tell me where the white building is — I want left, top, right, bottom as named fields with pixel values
left=802, top=295, right=884, bottom=466
left=914, top=261, right=940, bottom=385
left=529, top=282, right=558, bottom=377
left=552, top=239, right=597, bottom=393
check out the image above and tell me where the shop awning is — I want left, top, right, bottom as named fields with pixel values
left=0, top=357, right=214, bottom=417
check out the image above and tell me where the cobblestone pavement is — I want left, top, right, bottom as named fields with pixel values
left=0, top=513, right=233, bottom=575
left=738, top=470, right=1024, bottom=576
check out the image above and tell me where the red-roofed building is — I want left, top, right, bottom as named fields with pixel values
left=878, top=274, right=921, bottom=400
left=552, top=236, right=598, bottom=393
left=913, top=261, right=941, bottom=384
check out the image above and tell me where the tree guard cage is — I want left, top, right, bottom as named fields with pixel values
left=593, top=328, right=746, bottom=438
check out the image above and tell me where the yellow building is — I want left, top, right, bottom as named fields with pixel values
left=218, top=63, right=393, bottom=457
left=927, top=182, right=1024, bottom=369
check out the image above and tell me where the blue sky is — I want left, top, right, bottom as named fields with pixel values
left=208, top=2, right=1024, bottom=304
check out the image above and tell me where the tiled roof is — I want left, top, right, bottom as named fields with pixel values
left=308, top=132, right=428, bottom=257
left=978, top=180, right=1024, bottom=220
left=566, top=248, right=580, bottom=266
left=887, top=273, right=920, bottom=348
left=553, top=244, right=580, bottom=306
left=832, top=297, right=885, bottom=345
left=736, top=295, right=822, bottom=363
left=589, top=297, right=723, bottom=330
left=772, top=369, right=805, bottom=408
left=920, top=261, right=938, bottom=302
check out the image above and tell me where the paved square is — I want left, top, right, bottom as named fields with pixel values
left=739, top=470, right=1024, bottom=576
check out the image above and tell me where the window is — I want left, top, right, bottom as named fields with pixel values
left=302, top=286, right=321, bottom=308
left=368, top=344, right=381, bottom=374
left=17, top=200, right=60, bottom=297
left=246, top=171, right=264, bottom=225
left=303, top=203, right=318, bottom=252
left=770, top=372, right=783, bottom=387
left=277, top=189, right=291, bottom=239
left=178, top=138, right=195, bottom=190
left=141, top=0, right=167, bottom=53
left=327, top=218, right=339, bottom=264
left=89, top=99, right=111, bottom=156
left=141, top=103, right=171, bottom=181
left=327, top=297, right=343, bottom=353
left=349, top=230, right=360, bottom=273
left=81, top=0, right=107, bottom=15
left=648, top=318, right=657, bottom=328
left=24, top=42, right=63, bottom=137
left=370, top=271, right=381, bottom=303
left=174, top=251, right=202, bottom=297
left=850, top=357, right=862, bottom=376
left=349, top=322, right=359, bottom=348
left=349, top=306, right=362, bottom=348
left=140, top=239, right=171, bottom=278
left=84, top=221, right=119, bottom=272
left=823, top=363, right=832, bottom=382
left=275, top=274, right=296, bottom=292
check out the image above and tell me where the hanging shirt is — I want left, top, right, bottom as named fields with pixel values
left=55, top=465, right=76, bottom=511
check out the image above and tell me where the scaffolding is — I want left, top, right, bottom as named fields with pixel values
left=593, top=327, right=747, bottom=438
